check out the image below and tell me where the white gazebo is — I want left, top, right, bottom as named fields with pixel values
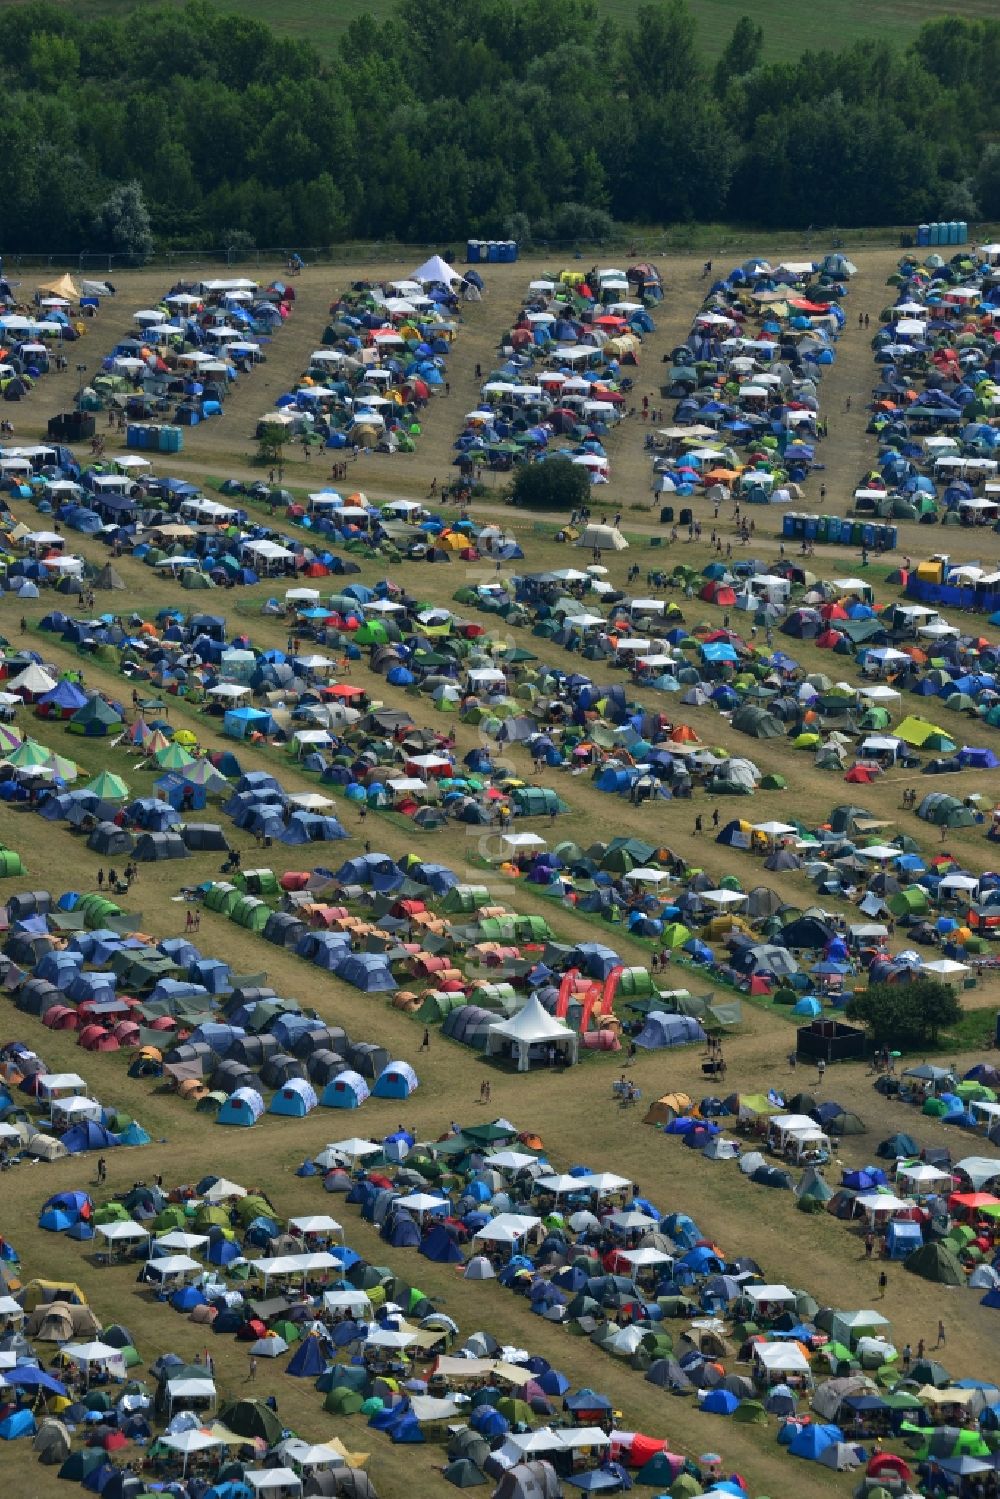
left=486, top=996, right=579, bottom=1072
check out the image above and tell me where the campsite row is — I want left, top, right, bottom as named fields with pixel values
left=80, top=275, right=297, bottom=441
left=0, top=888, right=419, bottom=1139
left=11, top=1108, right=999, bottom=1499
left=646, top=1082, right=1000, bottom=1291
left=861, top=248, right=1000, bottom=616
left=263, top=256, right=483, bottom=459
left=0, top=272, right=113, bottom=408
left=291, top=1112, right=1000, bottom=1483
left=650, top=254, right=853, bottom=517
left=454, top=265, right=661, bottom=485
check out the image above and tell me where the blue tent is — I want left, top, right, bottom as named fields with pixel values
left=701, top=1389, right=740, bottom=1415
left=419, top=1225, right=463, bottom=1263
left=336, top=953, right=396, bottom=992
left=269, top=1079, right=318, bottom=1118
left=321, top=1071, right=370, bottom=1109
left=635, top=1012, right=706, bottom=1049
left=285, top=1334, right=326, bottom=1378
left=0, top=1409, right=37, bottom=1440
left=788, top=1423, right=841, bottom=1460
left=372, top=1061, right=419, bottom=1099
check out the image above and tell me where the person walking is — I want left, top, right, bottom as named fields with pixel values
left=420, top=1028, right=430, bottom=1051
left=864, top=1231, right=874, bottom=1259
left=817, top=1058, right=826, bottom=1085
left=248, top=1356, right=257, bottom=1381
left=878, top=1269, right=888, bottom=1299
left=935, top=1319, right=946, bottom=1348
left=96, top=1156, right=107, bottom=1185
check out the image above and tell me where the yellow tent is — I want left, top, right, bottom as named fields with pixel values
left=22, top=1278, right=87, bottom=1312
left=37, top=274, right=80, bottom=300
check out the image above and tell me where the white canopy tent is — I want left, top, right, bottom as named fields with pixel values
left=486, top=996, right=579, bottom=1072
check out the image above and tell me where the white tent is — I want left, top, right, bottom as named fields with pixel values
left=160, top=1429, right=224, bottom=1474
left=574, top=524, right=628, bottom=552
left=486, top=996, right=579, bottom=1072
left=412, top=254, right=461, bottom=285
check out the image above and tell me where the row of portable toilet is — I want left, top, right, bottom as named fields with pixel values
left=916, top=222, right=968, bottom=247
left=126, top=423, right=183, bottom=453
left=466, top=239, right=517, bottom=263
left=781, top=511, right=897, bottom=549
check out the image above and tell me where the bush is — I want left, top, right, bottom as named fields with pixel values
left=845, top=977, right=961, bottom=1048
left=535, top=202, right=616, bottom=243
left=510, top=458, right=591, bottom=511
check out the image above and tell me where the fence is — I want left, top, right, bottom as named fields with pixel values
left=7, top=221, right=1000, bottom=275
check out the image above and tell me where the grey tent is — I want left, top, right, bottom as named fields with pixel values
left=305, top=1471, right=378, bottom=1499
left=732, top=705, right=784, bottom=739
left=492, top=1462, right=561, bottom=1499
left=94, top=564, right=126, bottom=591
left=86, top=822, right=134, bottom=857
left=134, top=832, right=189, bottom=861
left=181, top=823, right=230, bottom=852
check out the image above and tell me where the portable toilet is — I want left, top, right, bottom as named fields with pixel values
left=958, top=221, right=968, bottom=244
left=917, top=224, right=930, bottom=247
left=929, top=223, right=940, bottom=245
left=947, top=221, right=958, bottom=245
left=466, top=239, right=481, bottom=264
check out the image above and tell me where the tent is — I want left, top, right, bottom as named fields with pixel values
left=634, top=1012, right=706, bottom=1049
left=486, top=997, right=579, bottom=1071
left=574, top=525, right=628, bottom=552
left=372, top=1061, right=419, bottom=1099
left=412, top=255, right=461, bottom=285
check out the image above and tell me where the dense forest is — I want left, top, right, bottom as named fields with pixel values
left=3, top=0, right=1000, bottom=253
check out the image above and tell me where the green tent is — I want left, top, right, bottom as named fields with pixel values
left=659, top=922, right=692, bottom=950
left=67, top=696, right=123, bottom=737
left=916, top=792, right=974, bottom=828
left=154, top=743, right=195, bottom=770
left=888, top=886, right=930, bottom=919
left=203, top=884, right=240, bottom=915
left=217, top=1399, right=283, bottom=1445
left=230, top=896, right=269, bottom=931
left=440, top=885, right=489, bottom=913
left=85, top=770, right=130, bottom=801
left=0, top=848, right=26, bottom=877
left=510, top=786, right=566, bottom=816
left=236, top=868, right=280, bottom=897
left=904, top=1241, right=966, bottom=1286
left=733, top=1399, right=768, bottom=1424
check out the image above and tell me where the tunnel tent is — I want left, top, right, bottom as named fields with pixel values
left=916, top=792, right=975, bottom=828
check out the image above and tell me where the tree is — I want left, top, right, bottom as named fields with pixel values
left=510, top=458, right=590, bottom=511
left=714, top=15, right=763, bottom=93
left=91, top=180, right=153, bottom=260
left=845, top=978, right=961, bottom=1049
left=256, top=421, right=288, bottom=482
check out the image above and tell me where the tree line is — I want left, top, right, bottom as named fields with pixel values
left=2, top=0, right=999, bottom=254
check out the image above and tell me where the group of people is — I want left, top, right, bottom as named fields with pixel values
left=96, top=864, right=136, bottom=892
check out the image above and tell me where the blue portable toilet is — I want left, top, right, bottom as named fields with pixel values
left=917, top=224, right=930, bottom=247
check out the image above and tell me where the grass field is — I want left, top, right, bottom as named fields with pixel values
left=3, top=246, right=1000, bottom=1498
left=12, top=0, right=999, bottom=61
